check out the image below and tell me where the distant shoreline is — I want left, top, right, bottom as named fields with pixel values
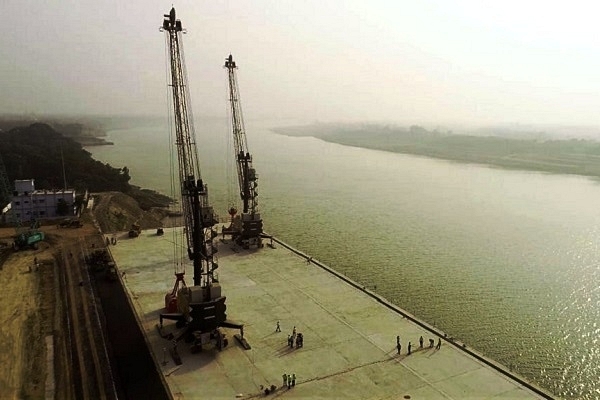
left=273, top=124, right=600, bottom=180
left=77, top=137, right=113, bottom=146
left=0, top=116, right=114, bottom=147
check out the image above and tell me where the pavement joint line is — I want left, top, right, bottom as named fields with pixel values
left=246, top=355, right=441, bottom=400
left=386, top=346, right=455, bottom=399
left=262, top=253, right=455, bottom=399
left=270, top=236, right=554, bottom=399
left=264, top=243, right=458, bottom=400
left=302, top=356, right=394, bottom=384
left=399, top=359, right=456, bottom=399
left=267, top=256, right=393, bottom=357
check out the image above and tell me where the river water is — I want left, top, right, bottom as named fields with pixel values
left=89, top=118, right=599, bottom=399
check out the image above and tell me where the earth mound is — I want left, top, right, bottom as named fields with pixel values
left=92, top=192, right=177, bottom=233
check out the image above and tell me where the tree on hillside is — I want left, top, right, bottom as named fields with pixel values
left=0, top=123, right=131, bottom=193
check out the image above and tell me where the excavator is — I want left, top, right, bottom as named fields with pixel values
left=157, top=8, right=245, bottom=357
left=13, top=219, right=44, bottom=251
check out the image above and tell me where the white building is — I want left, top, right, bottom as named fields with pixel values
left=11, top=179, right=76, bottom=221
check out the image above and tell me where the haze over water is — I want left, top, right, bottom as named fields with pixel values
left=88, top=118, right=600, bottom=399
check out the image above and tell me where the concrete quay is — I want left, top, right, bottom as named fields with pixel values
left=107, top=228, right=552, bottom=399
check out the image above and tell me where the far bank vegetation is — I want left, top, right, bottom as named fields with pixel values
left=275, top=124, right=600, bottom=178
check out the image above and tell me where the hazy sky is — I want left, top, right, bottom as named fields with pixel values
left=2, top=0, right=600, bottom=126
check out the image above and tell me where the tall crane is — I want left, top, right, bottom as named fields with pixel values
left=158, top=8, right=234, bottom=350
left=224, top=54, right=263, bottom=248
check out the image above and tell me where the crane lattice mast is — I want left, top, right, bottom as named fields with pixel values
left=224, top=54, right=263, bottom=248
left=162, top=8, right=217, bottom=287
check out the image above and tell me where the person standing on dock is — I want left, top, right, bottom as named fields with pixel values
left=436, top=338, right=441, bottom=350
left=276, top=321, right=281, bottom=332
left=408, top=342, right=412, bottom=355
left=429, top=338, right=434, bottom=348
left=419, top=336, right=424, bottom=348
left=287, top=374, right=292, bottom=389
left=283, top=373, right=288, bottom=387
left=292, top=373, right=296, bottom=387
left=396, top=342, right=401, bottom=354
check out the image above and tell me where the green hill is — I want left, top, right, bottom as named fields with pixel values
left=0, top=123, right=170, bottom=209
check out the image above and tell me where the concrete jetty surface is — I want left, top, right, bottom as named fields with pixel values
left=107, top=228, right=551, bottom=399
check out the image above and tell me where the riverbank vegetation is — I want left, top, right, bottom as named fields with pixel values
left=274, top=124, right=600, bottom=178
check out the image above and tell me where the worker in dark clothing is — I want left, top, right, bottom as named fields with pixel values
left=429, top=338, right=434, bottom=348
left=408, top=342, right=412, bottom=355
left=396, top=342, right=401, bottom=354
left=419, top=336, right=424, bottom=348
left=436, top=338, right=441, bottom=350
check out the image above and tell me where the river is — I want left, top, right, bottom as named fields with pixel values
left=88, top=117, right=600, bottom=399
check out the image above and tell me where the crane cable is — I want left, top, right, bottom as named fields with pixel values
left=225, top=65, right=236, bottom=215
left=164, top=32, right=185, bottom=276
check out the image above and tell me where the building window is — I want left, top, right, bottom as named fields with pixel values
left=14, top=201, right=20, bottom=206
left=40, top=211, right=45, bottom=216
left=39, top=199, right=45, bottom=203
left=32, top=199, right=37, bottom=204
left=24, top=200, right=29, bottom=204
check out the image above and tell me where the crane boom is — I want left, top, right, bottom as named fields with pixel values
left=224, top=54, right=263, bottom=248
left=162, top=7, right=216, bottom=287
left=159, top=9, right=232, bottom=343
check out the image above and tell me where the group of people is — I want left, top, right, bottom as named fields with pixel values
left=259, top=371, right=297, bottom=395
left=288, top=332, right=303, bottom=348
left=277, top=322, right=304, bottom=349
left=282, top=373, right=297, bottom=389
left=396, top=335, right=441, bottom=355
left=287, top=326, right=304, bottom=348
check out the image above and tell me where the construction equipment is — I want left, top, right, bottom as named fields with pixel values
left=57, top=218, right=83, bottom=228
left=223, top=55, right=264, bottom=249
left=13, top=219, right=44, bottom=251
left=157, top=8, right=242, bottom=351
left=128, top=223, right=141, bottom=238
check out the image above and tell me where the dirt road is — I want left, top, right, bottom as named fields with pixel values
left=0, top=192, right=171, bottom=399
left=0, top=231, right=53, bottom=399
left=0, top=217, right=116, bottom=399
